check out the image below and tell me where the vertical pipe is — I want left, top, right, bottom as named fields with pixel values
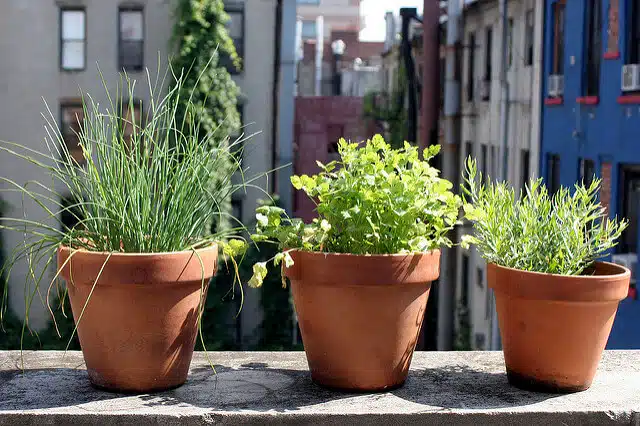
left=314, top=16, right=324, bottom=96
left=400, top=8, right=418, bottom=144
left=421, top=0, right=440, bottom=150
left=439, top=0, right=462, bottom=351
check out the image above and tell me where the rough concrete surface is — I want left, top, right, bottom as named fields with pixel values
left=0, top=350, right=639, bottom=425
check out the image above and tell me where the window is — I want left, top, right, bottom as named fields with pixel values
left=461, top=255, right=469, bottom=308
left=627, top=0, right=640, bottom=63
left=301, top=20, right=317, bottom=39
left=60, top=9, right=86, bottom=70
left=484, top=26, right=493, bottom=82
left=119, top=8, right=144, bottom=71
left=60, top=102, right=85, bottom=164
left=552, top=0, right=566, bottom=75
left=579, top=158, right=596, bottom=187
left=521, top=149, right=530, bottom=193
left=480, top=144, right=488, bottom=178
left=221, top=4, right=244, bottom=74
left=525, top=9, right=534, bottom=66
left=508, top=18, right=514, bottom=68
left=584, top=0, right=602, bottom=96
left=464, top=141, right=473, bottom=163
left=467, top=33, right=476, bottom=102
left=547, top=154, right=561, bottom=195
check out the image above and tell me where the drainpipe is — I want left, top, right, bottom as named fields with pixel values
left=400, top=8, right=419, bottom=144
left=439, top=0, right=462, bottom=351
left=275, top=0, right=296, bottom=215
left=421, top=0, right=440, bottom=151
left=491, top=0, right=510, bottom=351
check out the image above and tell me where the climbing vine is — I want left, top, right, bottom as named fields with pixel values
left=363, top=63, right=408, bottom=148
left=171, top=0, right=241, bottom=235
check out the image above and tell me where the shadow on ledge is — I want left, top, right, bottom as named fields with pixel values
left=0, top=362, right=561, bottom=412
left=393, top=364, right=559, bottom=409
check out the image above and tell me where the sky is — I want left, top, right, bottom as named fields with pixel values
left=359, top=0, right=424, bottom=42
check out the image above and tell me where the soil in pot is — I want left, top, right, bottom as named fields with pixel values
left=57, top=244, right=218, bottom=393
left=488, top=261, right=630, bottom=393
left=284, top=250, right=440, bottom=391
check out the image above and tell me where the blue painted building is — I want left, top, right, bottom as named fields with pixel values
left=540, top=0, right=640, bottom=348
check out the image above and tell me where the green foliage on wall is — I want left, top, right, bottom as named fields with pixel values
left=363, top=63, right=408, bottom=148
left=170, top=0, right=241, bottom=235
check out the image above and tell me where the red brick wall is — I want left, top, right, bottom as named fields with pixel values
left=601, top=162, right=612, bottom=216
left=293, top=96, right=376, bottom=222
left=606, top=0, right=620, bottom=55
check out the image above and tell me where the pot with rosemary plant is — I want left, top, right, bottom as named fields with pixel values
left=249, top=135, right=461, bottom=391
left=462, top=158, right=630, bottom=393
left=0, top=70, right=247, bottom=393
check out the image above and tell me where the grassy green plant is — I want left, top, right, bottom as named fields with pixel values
left=247, top=135, right=462, bottom=287
left=0, top=63, right=248, bottom=345
left=462, top=158, right=628, bottom=275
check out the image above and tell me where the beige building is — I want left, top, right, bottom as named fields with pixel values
left=454, top=0, right=544, bottom=350
left=296, top=0, right=361, bottom=40
left=0, top=0, right=295, bottom=344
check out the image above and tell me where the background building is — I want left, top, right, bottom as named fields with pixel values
left=447, top=0, right=544, bottom=350
left=539, top=0, right=640, bottom=348
left=0, top=0, right=296, bottom=345
left=296, top=0, right=362, bottom=40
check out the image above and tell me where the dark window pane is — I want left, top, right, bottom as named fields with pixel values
left=119, top=40, right=144, bottom=71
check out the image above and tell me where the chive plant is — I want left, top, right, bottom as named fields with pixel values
left=0, top=64, right=249, bottom=334
left=462, top=158, right=627, bottom=276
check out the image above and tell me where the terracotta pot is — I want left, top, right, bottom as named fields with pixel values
left=58, top=244, right=218, bottom=393
left=488, top=261, right=630, bottom=393
left=284, top=250, right=440, bottom=391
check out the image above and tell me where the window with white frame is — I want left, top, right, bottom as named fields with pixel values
left=119, top=8, right=144, bottom=71
left=60, top=9, right=86, bottom=70
left=525, top=9, right=534, bottom=66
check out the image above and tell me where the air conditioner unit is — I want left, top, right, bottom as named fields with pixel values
left=478, top=79, right=491, bottom=101
left=548, top=74, right=564, bottom=97
left=622, top=64, right=640, bottom=92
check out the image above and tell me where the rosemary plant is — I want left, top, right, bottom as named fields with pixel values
left=462, top=158, right=628, bottom=275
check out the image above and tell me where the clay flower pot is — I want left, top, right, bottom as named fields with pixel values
left=57, top=244, right=218, bottom=393
left=284, top=249, right=440, bottom=391
left=488, top=261, right=630, bottom=393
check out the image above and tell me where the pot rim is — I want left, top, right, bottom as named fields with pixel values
left=58, top=243, right=218, bottom=258
left=284, top=248, right=441, bottom=258
left=488, top=260, right=630, bottom=280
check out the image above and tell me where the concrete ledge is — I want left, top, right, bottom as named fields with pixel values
left=0, top=350, right=639, bottom=425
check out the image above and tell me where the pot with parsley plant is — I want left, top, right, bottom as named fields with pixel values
left=0, top=69, right=247, bottom=393
left=249, top=135, right=461, bottom=391
left=462, top=158, right=629, bottom=393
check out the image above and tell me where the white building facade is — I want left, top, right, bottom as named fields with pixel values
left=453, top=0, right=544, bottom=349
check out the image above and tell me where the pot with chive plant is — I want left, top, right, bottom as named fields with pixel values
left=249, top=135, right=461, bottom=391
left=0, top=69, right=247, bottom=392
left=462, top=158, right=630, bottom=393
